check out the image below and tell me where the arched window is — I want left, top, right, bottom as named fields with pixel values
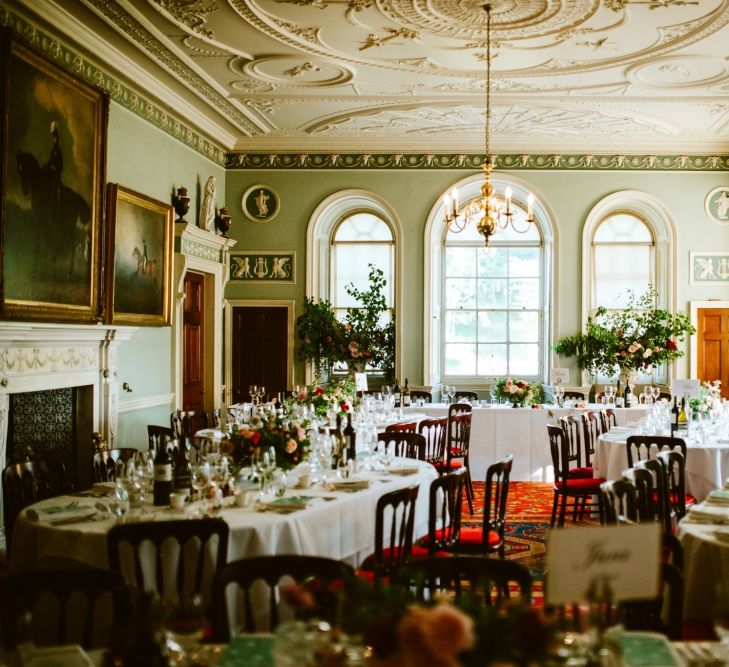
left=424, top=174, right=556, bottom=387
left=306, top=190, right=402, bottom=380
left=591, top=212, right=654, bottom=312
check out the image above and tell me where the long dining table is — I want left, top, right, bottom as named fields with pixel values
left=403, top=403, right=646, bottom=483
left=9, top=458, right=437, bottom=571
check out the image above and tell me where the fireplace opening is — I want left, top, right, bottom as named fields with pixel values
left=7, top=385, right=94, bottom=490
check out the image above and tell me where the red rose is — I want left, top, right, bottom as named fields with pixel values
left=666, top=339, right=677, bottom=351
left=314, top=386, right=325, bottom=395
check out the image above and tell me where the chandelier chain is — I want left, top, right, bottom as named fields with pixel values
left=485, top=3, right=491, bottom=162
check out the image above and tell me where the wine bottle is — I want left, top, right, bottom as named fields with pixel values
left=173, top=438, right=191, bottom=494
left=670, top=397, right=679, bottom=436
left=153, top=443, right=172, bottom=506
left=402, top=379, right=412, bottom=407
left=615, top=379, right=624, bottom=408
left=331, top=414, right=345, bottom=469
left=393, top=379, right=401, bottom=408
left=677, top=396, right=688, bottom=432
left=343, top=412, right=357, bottom=463
left=624, top=382, right=632, bottom=408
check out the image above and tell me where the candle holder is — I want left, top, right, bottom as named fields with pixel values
left=173, top=186, right=190, bottom=224
left=215, top=206, right=232, bottom=236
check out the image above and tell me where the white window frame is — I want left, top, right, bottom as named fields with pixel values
left=582, top=190, right=677, bottom=381
left=424, top=174, right=557, bottom=387
left=306, top=190, right=402, bottom=383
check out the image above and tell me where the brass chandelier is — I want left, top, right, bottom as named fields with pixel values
left=443, top=4, right=535, bottom=246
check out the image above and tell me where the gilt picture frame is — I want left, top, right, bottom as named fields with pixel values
left=0, top=34, right=108, bottom=321
left=105, top=184, right=174, bottom=325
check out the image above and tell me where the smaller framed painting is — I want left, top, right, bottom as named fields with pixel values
left=242, top=184, right=279, bottom=223
left=690, top=251, right=729, bottom=285
left=105, top=184, right=174, bottom=325
left=230, top=251, right=295, bottom=284
left=704, top=187, right=729, bottom=224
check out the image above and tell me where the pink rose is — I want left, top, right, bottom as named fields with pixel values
left=285, top=439, right=297, bottom=454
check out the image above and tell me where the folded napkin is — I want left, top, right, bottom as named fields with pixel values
left=327, top=479, right=370, bottom=491
left=388, top=466, right=420, bottom=476
left=91, top=482, right=115, bottom=497
left=261, top=496, right=312, bottom=513
left=26, top=504, right=97, bottom=524
left=686, top=503, right=729, bottom=524
left=619, top=632, right=680, bottom=666
left=707, top=489, right=729, bottom=505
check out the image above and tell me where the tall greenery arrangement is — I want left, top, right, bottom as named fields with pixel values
left=553, top=288, right=695, bottom=376
left=296, top=265, right=395, bottom=383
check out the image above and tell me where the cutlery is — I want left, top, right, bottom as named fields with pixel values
left=50, top=512, right=98, bottom=526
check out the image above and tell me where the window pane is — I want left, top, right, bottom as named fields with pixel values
left=478, top=278, right=507, bottom=308
left=510, top=311, right=539, bottom=342
left=478, top=344, right=507, bottom=375
left=334, top=245, right=392, bottom=307
left=594, top=246, right=652, bottom=309
left=510, top=344, right=539, bottom=375
left=446, top=278, right=477, bottom=309
left=594, top=214, right=652, bottom=243
left=478, top=247, right=508, bottom=277
left=509, top=248, right=540, bottom=277
left=445, top=311, right=476, bottom=342
left=478, top=311, right=506, bottom=342
left=445, top=344, right=476, bottom=375
left=334, top=213, right=392, bottom=241
left=445, top=247, right=477, bottom=278
left=509, top=278, right=540, bottom=309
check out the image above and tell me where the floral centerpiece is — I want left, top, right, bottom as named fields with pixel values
left=292, top=377, right=356, bottom=419
left=220, top=412, right=309, bottom=471
left=553, top=288, right=695, bottom=377
left=491, top=378, right=537, bottom=407
left=296, top=265, right=395, bottom=382
left=688, top=380, right=722, bottom=416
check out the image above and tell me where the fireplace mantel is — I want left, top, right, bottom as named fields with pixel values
left=0, top=321, right=137, bottom=548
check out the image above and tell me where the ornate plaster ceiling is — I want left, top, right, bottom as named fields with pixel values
left=25, top=0, right=729, bottom=153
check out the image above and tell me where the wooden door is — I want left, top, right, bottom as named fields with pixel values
left=183, top=271, right=206, bottom=411
left=232, top=307, right=288, bottom=404
left=696, top=307, right=729, bottom=399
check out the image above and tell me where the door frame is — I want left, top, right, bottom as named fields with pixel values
left=224, top=299, right=295, bottom=407
left=689, top=300, right=729, bottom=377
left=173, top=224, right=237, bottom=411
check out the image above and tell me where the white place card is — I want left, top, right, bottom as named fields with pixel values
left=546, top=524, right=661, bottom=605
left=671, top=378, right=701, bottom=398
left=354, top=372, right=368, bottom=392
left=551, top=368, right=570, bottom=384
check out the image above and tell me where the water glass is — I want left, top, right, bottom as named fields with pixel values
left=163, top=593, right=205, bottom=663
left=113, top=481, right=130, bottom=521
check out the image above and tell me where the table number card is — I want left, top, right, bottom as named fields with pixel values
left=354, top=372, right=368, bottom=392
left=671, top=379, right=701, bottom=399
left=551, top=368, right=570, bottom=384
left=546, top=524, right=661, bottom=605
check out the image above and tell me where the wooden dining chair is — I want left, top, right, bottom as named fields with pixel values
left=658, top=450, right=696, bottom=523
left=409, top=390, right=432, bottom=403
left=548, top=424, right=605, bottom=527
left=418, top=468, right=466, bottom=556
left=454, top=390, right=479, bottom=403
left=147, top=424, right=175, bottom=455
left=211, top=555, right=354, bottom=639
left=450, top=455, right=513, bottom=558
left=626, top=435, right=686, bottom=468
left=358, top=484, right=420, bottom=580
left=385, top=421, right=418, bottom=434
left=92, top=448, right=138, bottom=483
left=395, top=556, right=532, bottom=606
left=600, top=478, right=638, bottom=524
left=598, top=408, right=617, bottom=433
left=170, top=410, right=209, bottom=441
left=623, top=465, right=660, bottom=525
left=442, top=411, right=474, bottom=514
left=559, top=416, right=593, bottom=479
left=417, top=417, right=447, bottom=467
left=107, top=518, right=229, bottom=603
left=376, top=431, right=426, bottom=460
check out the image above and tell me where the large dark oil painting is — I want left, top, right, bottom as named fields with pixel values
left=0, top=36, right=107, bottom=321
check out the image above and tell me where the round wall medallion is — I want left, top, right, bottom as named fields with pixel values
left=242, top=185, right=280, bottom=223
left=705, top=187, right=729, bottom=224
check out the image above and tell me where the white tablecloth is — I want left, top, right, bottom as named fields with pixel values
left=594, top=432, right=729, bottom=501
left=9, top=459, right=437, bottom=570
left=403, top=404, right=646, bottom=483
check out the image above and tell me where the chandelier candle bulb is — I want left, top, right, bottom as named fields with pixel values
left=527, top=193, right=534, bottom=221
left=504, top=186, right=512, bottom=215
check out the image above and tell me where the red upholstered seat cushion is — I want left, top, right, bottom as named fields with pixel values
left=354, top=569, right=390, bottom=585
left=456, top=526, right=501, bottom=548
left=568, top=466, right=594, bottom=479
left=555, top=477, right=606, bottom=493
left=359, top=545, right=435, bottom=571
left=435, top=460, right=463, bottom=472
left=449, top=448, right=466, bottom=457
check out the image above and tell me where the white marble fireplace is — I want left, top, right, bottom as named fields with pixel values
left=0, top=321, right=136, bottom=548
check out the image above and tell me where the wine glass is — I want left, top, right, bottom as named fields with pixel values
left=249, top=384, right=258, bottom=404
left=112, top=481, right=129, bottom=522
left=134, top=450, right=154, bottom=495
left=163, top=592, right=205, bottom=664
left=256, top=447, right=277, bottom=495
left=191, top=463, right=210, bottom=504
left=258, top=386, right=267, bottom=405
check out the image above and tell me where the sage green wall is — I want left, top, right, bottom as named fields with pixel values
left=108, top=105, right=226, bottom=448
left=224, top=168, right=729, bottom=387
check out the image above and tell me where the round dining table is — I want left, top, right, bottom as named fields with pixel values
left=594, top=429, right=729, bottom=501
left=9, top=458, right=437, bottom=571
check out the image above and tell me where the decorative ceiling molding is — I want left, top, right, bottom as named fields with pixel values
left=0, top=3, right=227, bottom=165
left=225, top=152, right=729, bottom=171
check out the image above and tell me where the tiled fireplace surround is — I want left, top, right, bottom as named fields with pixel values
left=0, top=322, right=135, bottom=548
